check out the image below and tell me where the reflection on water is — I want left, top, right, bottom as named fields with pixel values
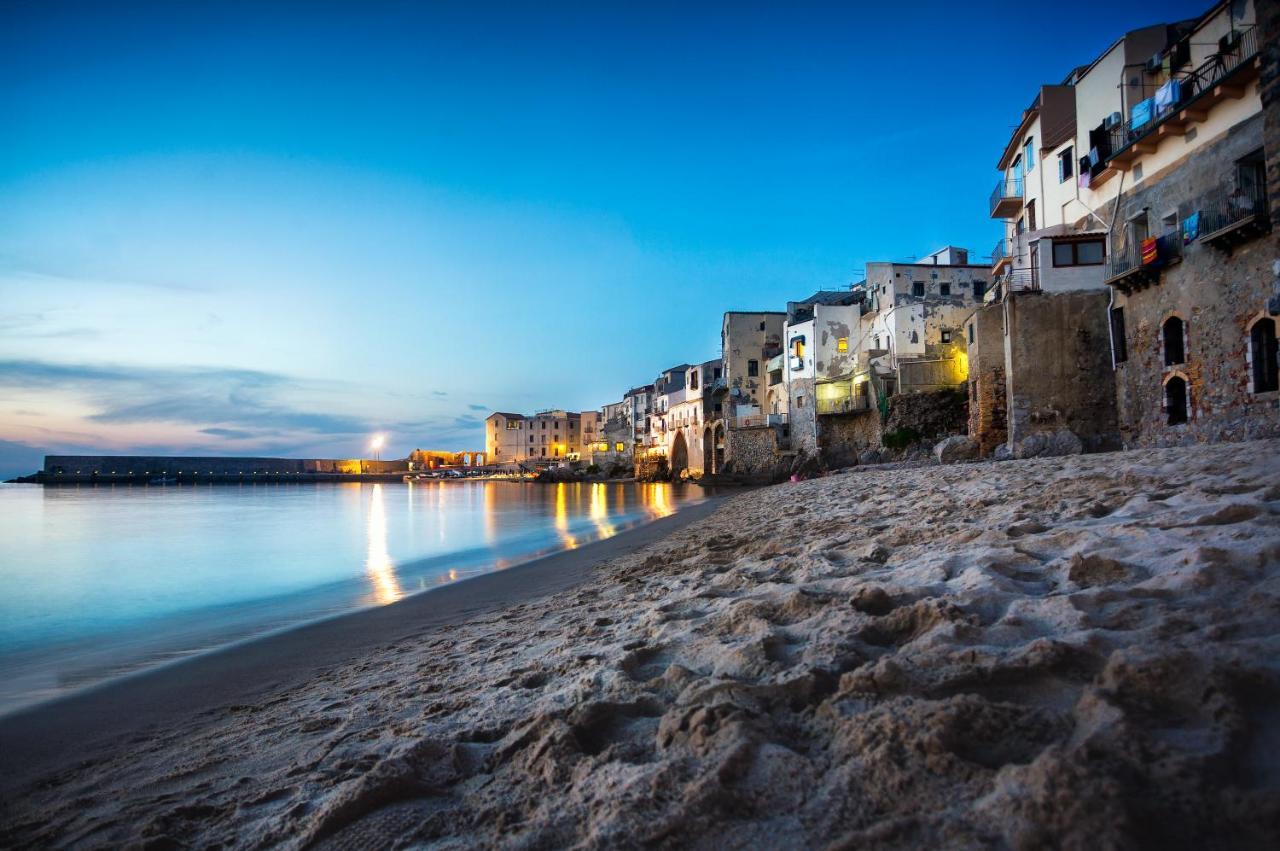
left=642, top=482, right=675, bottom=519
left=554, top=483, right=579, bottom=549
left=364, top=484, right=403, bottom=604
left=589, top=483, right=617, bottom=539
left=0, top=479, right=705, bottom=714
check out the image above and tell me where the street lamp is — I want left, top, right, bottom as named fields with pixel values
left=369, top=433, right=386, bottom=464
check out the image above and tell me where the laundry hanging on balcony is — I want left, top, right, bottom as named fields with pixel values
left=1182, top=211, right=1200, bottom=244
left=1131, top=97, right=1154, bottom=131
left=1141, top=237, right=1160, bottom=266
left=1154, top=80, right=1181, bottom=117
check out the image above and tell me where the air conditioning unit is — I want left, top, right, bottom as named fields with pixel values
left=1145, top=53, right=1164, bottom=74
left=1103, top=111, right=1123, bottom=130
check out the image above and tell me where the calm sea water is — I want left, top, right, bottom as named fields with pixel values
left=0, top=480, right=701, bottom=714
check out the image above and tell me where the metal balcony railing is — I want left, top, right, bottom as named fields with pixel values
left=1198, top=180, right=1268, bottom=239
left=1104, top=26, right=1258, bottom=164
left=816, top=394, right=871, bottom=415
left=731, top=413, right=788, bottom=429
left=991, top=237, right=1011, bottom=266
left=989, top=176, right=1024, bottom=218
left=1105, top=234, right=1182, bottom=283
left=1004, top=266, right=1040, bottom=292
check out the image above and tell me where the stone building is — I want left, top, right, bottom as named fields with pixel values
left=717, top=311, right=787, bottom=475
left=799, top=249, right=985, bottom=461
left=484, top=409, right=600, bottom=464
left=659, top=359, right=724, bottom=477
left=1101, top=0, right=1279, bottom=445
left=783, top=290, right=863, bottom=459
left=975, top=0, right=1278, bottom=453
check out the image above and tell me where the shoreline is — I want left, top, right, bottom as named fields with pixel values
left=3, top=440, right=1278, bottom=848
left=0, top=495, right=724, bottom=795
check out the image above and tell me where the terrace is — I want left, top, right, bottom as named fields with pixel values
left=1103, top=26, right=1259, bottom=170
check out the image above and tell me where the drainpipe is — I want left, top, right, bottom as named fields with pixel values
left=1106, top=170, right=1127, bottom=369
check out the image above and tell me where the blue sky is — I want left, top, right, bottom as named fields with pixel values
left=0, top=0, right=1207, bottom=476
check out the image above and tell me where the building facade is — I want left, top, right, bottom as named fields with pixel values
left=978, top=0, right=1277, bottom=452
left=484, top=409, right=601, bottom=465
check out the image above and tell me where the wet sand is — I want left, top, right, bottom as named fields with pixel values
left=0, top=498, right=723, bottom=797
left=3, top=441, right=1280, bottom=849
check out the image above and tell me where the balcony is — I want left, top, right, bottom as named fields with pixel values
left=816, top=393, right=871, bottom=416
left=989, top=176, right=1024, bottom=219
left=1103, top=235, right=1181, bottom=293
left=1197, top=181, right=1270, bottom=251
left=1104, top=26, right=1259, bottom=169
left=1004, top=266, right=1040, bottom=293
left=991, top=237, right=1012, bottom=273
left=731, top=413, right=787, bottom=429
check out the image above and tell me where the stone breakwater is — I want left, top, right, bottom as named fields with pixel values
left=4, top=440, right=1280, bottom=848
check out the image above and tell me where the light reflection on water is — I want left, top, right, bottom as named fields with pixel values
left=364, top=485, right=403, bottom=605
left=0, top=479, right=702, bottom=714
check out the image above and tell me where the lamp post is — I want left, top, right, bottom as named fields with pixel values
left=369, top=434, right=386, bottom=473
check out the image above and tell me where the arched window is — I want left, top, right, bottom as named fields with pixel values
left=1163, top=316, right=1185, bottom=366
left=1165, top=375, right=1188, bottom=425
left=1251, top=318, right=1278, bottom=393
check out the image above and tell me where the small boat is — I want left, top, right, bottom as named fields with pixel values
left=149, top=477, right=177, bottom=485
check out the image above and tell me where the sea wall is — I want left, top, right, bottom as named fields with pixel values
left=40, top=455, right=410, bottom=483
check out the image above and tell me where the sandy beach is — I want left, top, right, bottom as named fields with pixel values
left=3, top=440, right=1280, bottom=848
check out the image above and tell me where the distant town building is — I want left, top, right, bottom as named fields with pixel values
left=484, top=409, right=600, bottom=465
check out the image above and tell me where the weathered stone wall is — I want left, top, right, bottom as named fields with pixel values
left=789, top=377, right=818, bottom=457
left=967, top=303, right=1008, bottom=456
left=1261, top=0, right=1280, bottom=227
left=1005, top=290, right=1121, bottom=451
left=883, top=389, right=967, bottom=441
left=724, top=426, right=784, bottom=478
left=1111, top=111, right=1280, bottom=446
left=817, top=412, right=882, bottom=466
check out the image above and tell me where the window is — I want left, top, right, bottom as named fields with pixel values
left=1027, top=199, right=1036, bottom=232
left=1165, top=376, right=1188, bottom=425
left=1058, top=146, right=1074, bottom=183
left=615, top=441, right=625, bottom=451
left=968, top=324, right=975, bottom=344
left=1110, top=307, right=1128, bottom=363
left=791, top=336, right=805, bottom=358
left=689, top=370, right=698, bottom=390
left=973, top=281, right=986, bottom=300
left=713, top=367, right=722, bottom=379
left=837, top=337, right=848, bottom=353
left=505, top=420, right=519, bottom=430
left=747, top=359, right=759, bottom=377
left=759, top=321, right=766, bottom=331
left=1252, top=318, right=1279, bottom=392
left=941, top=329, right=952, bottom=344
left=940, top=283, right=951, bottom=296
left=1052, top=240, right=1105, bottom=267
left=1024, top=137, right=1034, bottom=172
left=1163, top=316, right=1185, bottom=366
left=795, top=395, right=804, bottom=408
left=912, top=281, right=925, bottom=297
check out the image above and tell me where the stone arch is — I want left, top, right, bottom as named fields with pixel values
left=670, top=431, right=689, bottom=477
left=1163, top=372, right=1189, bottom=426
left=1247, top=313, right=1278, bottom=394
